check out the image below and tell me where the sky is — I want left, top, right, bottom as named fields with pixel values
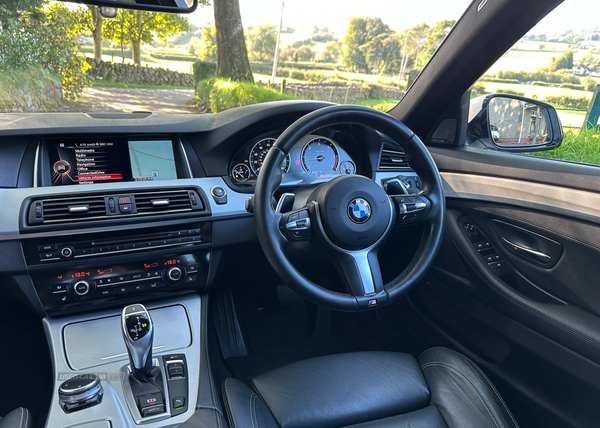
left=186, top=0, right=600, bottom=35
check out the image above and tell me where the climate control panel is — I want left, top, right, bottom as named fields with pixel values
left=30, top=253, right=208, bottom=313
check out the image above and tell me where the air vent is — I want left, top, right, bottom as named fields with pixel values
left=134, top=190, right=194, bottom=215
left=41, top=196, right=107, bottom=224
left=378, top=142, right=411, bottom=171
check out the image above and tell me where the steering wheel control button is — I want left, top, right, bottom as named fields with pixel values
left=394, top=195, right=429, bottom=223
left=348, top=198, right=371, bottom=224
left=210, top=186, right=228, bottom=204
left=58, top=374, right=104, bottom=414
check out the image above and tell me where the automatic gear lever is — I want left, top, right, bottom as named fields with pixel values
left=122, top=304, right=154, bottom=382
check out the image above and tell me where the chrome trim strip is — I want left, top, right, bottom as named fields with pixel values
left=33, top=141, right=41, bottom=188
left=442, top=172, right=600, bottom=219
left=179, top=139, right=194, bottom=178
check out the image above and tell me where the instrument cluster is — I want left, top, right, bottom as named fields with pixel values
left=229, top=134, right=357, bottom=188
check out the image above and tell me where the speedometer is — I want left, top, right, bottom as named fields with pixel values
left=301, top=138, right=339, bottom=178
left=249, top=138, right=290, bottom=175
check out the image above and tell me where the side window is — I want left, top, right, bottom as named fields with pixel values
left=470, top=0, right=600, bottom=166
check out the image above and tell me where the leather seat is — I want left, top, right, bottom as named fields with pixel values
left=0, top=408, right=32, bottom=428
left=222, top=348, right=518, bottom=428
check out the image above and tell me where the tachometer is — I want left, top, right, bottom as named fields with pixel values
left=250, top=138, right=290, bottom=175
left=231, top=163, right=251, bottom=182
left=301, top=138, right=339, bottom=178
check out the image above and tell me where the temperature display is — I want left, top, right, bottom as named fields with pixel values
left=164, top=259, right=181, bottom=265
left=71, top=271, right=91, bottom=278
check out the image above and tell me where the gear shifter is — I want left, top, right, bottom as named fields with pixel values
left=122, top=304, right=154, bottom=382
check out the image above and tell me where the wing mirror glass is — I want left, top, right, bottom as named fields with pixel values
left=57, top=0, right=197, bottom=14
left=468, top=94, right=563, bottom=152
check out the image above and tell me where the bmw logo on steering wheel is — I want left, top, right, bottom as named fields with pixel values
left=348, top=198, right=371, bottom=224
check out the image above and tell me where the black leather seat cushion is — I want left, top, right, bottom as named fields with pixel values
left=250, top=352, right=429, bottom=428
left=222, top=348, right=518, bottom=428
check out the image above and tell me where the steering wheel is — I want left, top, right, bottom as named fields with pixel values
left=255, top=105, right=445, bottom=311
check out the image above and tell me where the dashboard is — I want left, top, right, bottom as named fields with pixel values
left=0, top=101, right=420, bottom=318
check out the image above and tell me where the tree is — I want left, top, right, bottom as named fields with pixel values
left=198, top=24, right=217, bottom=62
left=87, top=6, right=103, bottom=61
left=0, top=2, right=90, bottom=98
left=247, top=24, right=277, bottom=61
left=342, top=17, right=390, bottom=72
left=102, top=10, right=191, bottom=65
left=213, top=0, right=254, bottom=82
left=549, top=49, right=573, bottom=71
left=417, top=19, right=455, bottom=66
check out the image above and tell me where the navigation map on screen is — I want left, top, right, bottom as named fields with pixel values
left=128, top=140, right=177, bottom=182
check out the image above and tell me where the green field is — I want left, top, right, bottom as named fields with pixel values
left=482, top=82, right=592, bottom=100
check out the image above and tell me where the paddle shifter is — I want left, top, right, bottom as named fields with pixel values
left=122, top=304, right=154, bottom=381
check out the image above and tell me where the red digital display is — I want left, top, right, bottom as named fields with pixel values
left=144, top=262, right=158, bottom=269
left=164, top=259, right=181, bottom=265
left=71, top=271, right=91, bottom=278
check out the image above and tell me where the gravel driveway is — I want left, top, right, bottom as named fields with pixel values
left=64, top=86, right=196, bottom=114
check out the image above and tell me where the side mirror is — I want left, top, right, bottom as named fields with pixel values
left=58, top=0, right=197, bottom=14
left=468, top=94, right=563, bottom=152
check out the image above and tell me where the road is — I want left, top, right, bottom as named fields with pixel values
left=64, top=87, right=196, bottom=114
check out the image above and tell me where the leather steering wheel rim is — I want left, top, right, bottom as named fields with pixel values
left=255, top=105, right=445, bottom=312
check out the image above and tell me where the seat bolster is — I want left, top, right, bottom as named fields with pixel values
left=0, top=408, right=32, bottom=428
left=222, top=378, right=278, bottom=428
left=250, top=352, right=430, bottom=428
left=419, top=348, right=519, bottom=428
left=178, top=407, right=227, bottom=428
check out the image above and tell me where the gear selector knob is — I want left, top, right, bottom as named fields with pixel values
left=122, top=304, right=154, bottom=382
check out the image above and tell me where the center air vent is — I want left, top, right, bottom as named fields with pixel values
left=25, top=188, right=206, bottom=228
left=378, top=142, right=411, bottom=171
left=40, top=196, right=107, bottom=223
left=134, top=190, right=196, bottom=215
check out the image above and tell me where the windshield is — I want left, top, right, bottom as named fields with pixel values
left=0, top=0, right=470, bottom=114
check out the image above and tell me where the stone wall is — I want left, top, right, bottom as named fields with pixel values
left=264, top=82, right=405, bottom=103
left=85, top=59, right=194, bottom=87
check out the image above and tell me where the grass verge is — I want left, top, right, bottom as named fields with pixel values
left=525, top=127, right=600, bottom=166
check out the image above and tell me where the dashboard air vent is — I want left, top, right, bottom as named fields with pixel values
left=134, top=190, right=194, bottom=215
left=378, top=142, right=411, bottom=171
left=41, top=196, right=107, bottom=224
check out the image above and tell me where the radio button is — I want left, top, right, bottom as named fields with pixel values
left=109, top=244, right=126, bottom=252
left=75, top=248, right=92, bottom=256
left=173, top=237, right=186, bottom=244
left=158, top=239, right=173, bottom=246
left=40, top=251, right=59, bottom=260
left=38, top=244, right=57, bottom=252
left=59, top=247, right=74, bottom=259
left=188, top=229, right=201, bottom=235
left=187, top=236, right=201, bottom=243
left=92, top=247, right=109, bottom=254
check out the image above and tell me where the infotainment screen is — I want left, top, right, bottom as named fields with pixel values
left=49, top=140, right=178, bottom=186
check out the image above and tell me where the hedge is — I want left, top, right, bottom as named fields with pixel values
left=150, top=52, right=198, bottom=62
left=544, top=95, right=590, bottom=110
left=0, top=66, right=62, bottom=112
left=192, top=61, right=217, bottom=87
left=195, top=78, right=296, bottom=113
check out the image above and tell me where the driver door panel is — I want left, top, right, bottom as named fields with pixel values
left=411, top=147, right=600, bottom=427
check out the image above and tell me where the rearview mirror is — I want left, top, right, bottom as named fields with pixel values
left=61, top=0, right=197, bottom=14
left=468, top=94, right=563, bottom=152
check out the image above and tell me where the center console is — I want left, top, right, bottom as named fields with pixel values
left=43, top=295, right=202, bottom=428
